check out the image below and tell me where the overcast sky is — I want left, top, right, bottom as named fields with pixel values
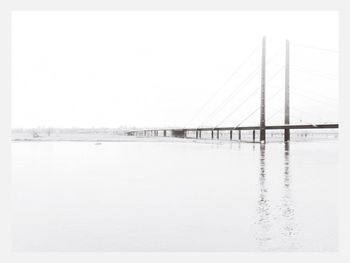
left=12, top=11, right=338, bottom=129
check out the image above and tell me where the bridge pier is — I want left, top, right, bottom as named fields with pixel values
left=217, top=130, right=219, bottom=139
left=230, top=130, right=233, bottom=140
left=171, top=130, right=186, bottom=138
left=199, top=130, right=201, bottom=139
left=253, top=130, right=256, bottom=142
left=238, top=130, right=241, bottom=141
left=163, top=130, right=166, bottom=137
left=211, top=130, right=214, bottom=140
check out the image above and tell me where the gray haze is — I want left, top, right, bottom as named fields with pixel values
left=11, top=11, right=338, bottom=128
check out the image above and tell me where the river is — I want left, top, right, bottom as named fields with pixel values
left=12, top=140, right=337, bottom=251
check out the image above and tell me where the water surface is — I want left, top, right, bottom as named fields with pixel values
left=12, top=140, right=337, bottom=251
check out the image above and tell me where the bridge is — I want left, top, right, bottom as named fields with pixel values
left=126, top=37, right=338, bottom=143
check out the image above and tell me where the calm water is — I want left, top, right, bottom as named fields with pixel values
left=12, top=140, right=337, bottom=251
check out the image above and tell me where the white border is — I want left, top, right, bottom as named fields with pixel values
left=1, top=1, right=349, bottom=262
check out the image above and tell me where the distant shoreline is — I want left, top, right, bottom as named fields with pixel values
left=11, top=137, right=338, bottom=144
left=11, top=128, right=338, bottom=144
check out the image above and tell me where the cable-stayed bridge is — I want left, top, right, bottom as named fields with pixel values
left=126, top=37, right=338, bottom=143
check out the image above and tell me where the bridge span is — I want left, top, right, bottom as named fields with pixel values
left=126, top=124, right=338, bottom=142
left=125, top=37, right=338, bottom=143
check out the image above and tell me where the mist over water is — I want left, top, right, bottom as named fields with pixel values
left=12, top=140, right=337, bottom=251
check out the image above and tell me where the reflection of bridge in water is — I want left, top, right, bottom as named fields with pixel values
left=255, top=143, right=300, bottom=251
left=126, top=37, right=338, bottom=143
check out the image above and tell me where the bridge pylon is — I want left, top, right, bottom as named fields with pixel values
left=284, top=40, right=290, bottom=142
left=260, top=36, right=266, bottom=143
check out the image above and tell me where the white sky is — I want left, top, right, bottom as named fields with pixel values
left=11, top=11, right=338, bottom=129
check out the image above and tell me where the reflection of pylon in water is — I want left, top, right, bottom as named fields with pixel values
left=255, top=143, right=273, bottom=250
left=279, top=143, right=300, bottom=251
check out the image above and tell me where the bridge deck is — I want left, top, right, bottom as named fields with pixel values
left=127, top=123, right=339, bottom=134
